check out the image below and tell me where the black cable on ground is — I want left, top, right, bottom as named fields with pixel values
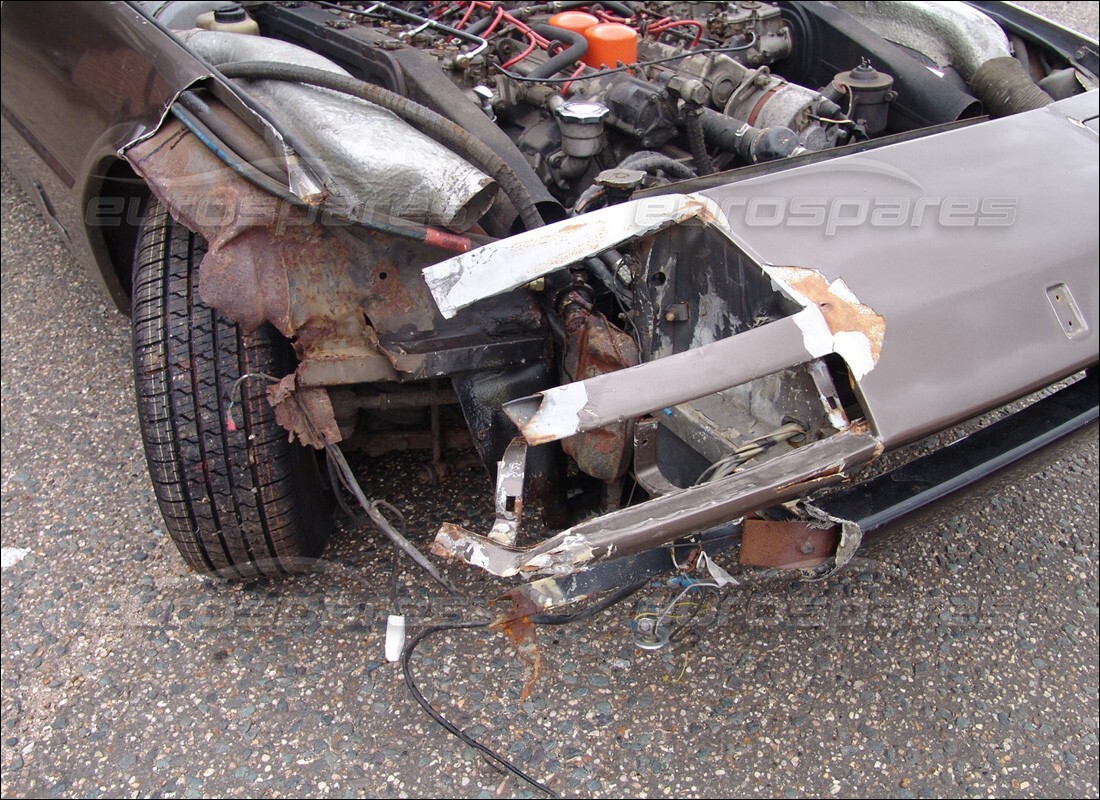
left=401, top=621, right=558, bottom=797
left=401, top=581, right=648, bottom=796
left=217, top=61, right=546, bottom=231
left=530, top=578, right=650, bottom=625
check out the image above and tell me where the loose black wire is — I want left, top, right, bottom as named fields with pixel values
left=401, top=621, right=558, bottom=797
left=401, top=582, right=648, bottom=796
left=529, top=578, right=649, bottom=625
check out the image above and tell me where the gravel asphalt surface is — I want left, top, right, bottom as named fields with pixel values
left=2, top=3, right=1098, bottom=798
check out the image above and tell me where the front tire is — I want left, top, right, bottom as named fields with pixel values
left=132, top=199, right=331, bottom=579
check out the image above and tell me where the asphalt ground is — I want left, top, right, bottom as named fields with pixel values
left=2, top=3, right=1098, bottom=798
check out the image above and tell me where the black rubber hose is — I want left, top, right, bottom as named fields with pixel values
left=571, top=151, right=694, bottom=213
left=177, top=91, right=287, bottom=183
left=594, top=0, right=635, bottom=17
left=619, top=150, right=696, bottom=180
left=517, top=0, right=635, bottom=17
left=218, top=61, right=546, bottom=230
left=681, top=109, right=715, bottom=176
left=527, top=24, right=589, bottom=80
left=465, top=12, right=497, bottom=36
left=969, top=56, right=1055, bottom=117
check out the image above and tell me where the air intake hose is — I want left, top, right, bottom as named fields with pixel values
left=969, top=56, right=1054, bottom=116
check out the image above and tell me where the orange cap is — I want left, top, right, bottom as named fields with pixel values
left=582, top=22, right=638, bottom=68
left=547, top=10, right=599, bottom=38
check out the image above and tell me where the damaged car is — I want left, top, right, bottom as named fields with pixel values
left=1, top=0, right=1097, bottom=612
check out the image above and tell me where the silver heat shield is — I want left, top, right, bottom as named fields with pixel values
left=180, top=30, right=496, bottom=230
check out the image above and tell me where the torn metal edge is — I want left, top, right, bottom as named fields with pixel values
left=421, top=193, right=721, bottom=319
left=432, top=426, right=880, bottom=577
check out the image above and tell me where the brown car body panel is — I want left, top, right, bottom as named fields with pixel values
left=701, top=91, right=1100, bottom=446
left=1, top=0, right=210, bottom=308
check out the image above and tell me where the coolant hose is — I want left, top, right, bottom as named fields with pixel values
left=527, top=24, right=589, bottom=80
left=969, top=56, right=1054, bottom=117
left=218, top=61, right=546, bottom=230
left=681, top=108, right=715, bottom=176
left=619, top=150, right=696, bottom=180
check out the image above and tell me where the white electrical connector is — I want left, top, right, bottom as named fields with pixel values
left=384, top=614, right=406, bottom=662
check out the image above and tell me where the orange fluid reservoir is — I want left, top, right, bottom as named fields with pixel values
left=547, top=10, right=599, bottom=37
left=583, top=22, right=638, bottom=68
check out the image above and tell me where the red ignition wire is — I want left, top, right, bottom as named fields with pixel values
left=592, top=9, right=632, bottom=24
left=649, top=18, right=704, bottom=47
left=501, top=29, right=541, bottom=68
left=452, top=1, right=477, bottom=30
left=470, top=0, right=551, bottom=47
left=560, top=63, right=587, bottom=96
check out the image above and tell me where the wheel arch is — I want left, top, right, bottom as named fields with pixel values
left=82, top=156, right=152, bottom=314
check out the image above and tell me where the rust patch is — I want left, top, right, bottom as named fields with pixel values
left=268, top=374, right=342, bottom=449
left=738, top=518, right=839, bottom=569
left=490, top=591, right=543, bottom=701
left=559, top=291, right=639, bottom=481
left=127, top=116, right=449, bottom=448
left=778, top=267, right=885, bottom=364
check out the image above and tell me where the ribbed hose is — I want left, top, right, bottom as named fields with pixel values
left=619, top=151, right=696, bottom=179
left=527, top=24, right=589, bottom=80
left=168, top=105, right=477, bottom=252
left=218, top=61, right=546, bottom=230
left=969, top=56, right=1055, bottom=117
left=682, top=109, right=715, bottom=176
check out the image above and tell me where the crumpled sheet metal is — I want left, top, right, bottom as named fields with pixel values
left=268, top=374, right=343, bottom=448
left=423, top=192, right=887, bottom=447
left=180, top=30, right=496, bottom=230
left=127, top=122, right=438, bottom=447
left=432, top=425, right=881, bottom=577
left=423, top=194, right=718, bottom=319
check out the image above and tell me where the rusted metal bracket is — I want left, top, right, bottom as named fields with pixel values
left=738, top=518, right=839, bottom=569
left=432, top=425, right=881, bottom=577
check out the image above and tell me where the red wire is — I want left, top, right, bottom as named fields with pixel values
left=592, top=9, right=632, bottom=24
left=560, top=63, right=587, bottom=96
left=648, top=19, right=704, bottom=47
left=452, top=1, right=476, bottom=31
left=501, top=29, right=540, bottom=68
left=482, top=6, right=506, bottom=37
